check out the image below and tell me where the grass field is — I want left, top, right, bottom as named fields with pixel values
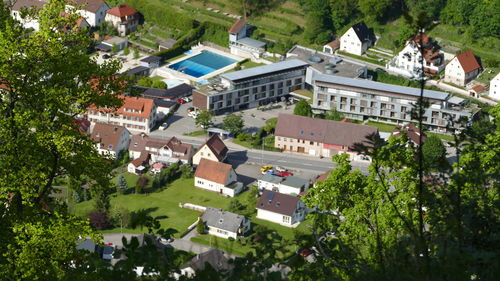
left=366, top=121, right=397, bottom=132
left=183, top=130, right=207, bottom=136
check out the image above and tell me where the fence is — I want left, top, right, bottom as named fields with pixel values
left=179, top=202, right=206, bottom=212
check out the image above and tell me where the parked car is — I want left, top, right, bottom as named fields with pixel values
left=158, top=237, right=174, bottom=244
left=277, top=171, right=293, bottom=177
left=159, top=122, right=169, bottom=130
left=182, top=97, right=191, bottom=102
left=275, top=166, right=287, bottom=172
left=177, top=98, right=187, bottom=104
left=260, top=165, right=272, bottom=173
left=102, top=54, right=110, bottom=59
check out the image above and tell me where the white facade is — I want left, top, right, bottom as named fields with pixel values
left=95, top=129, right=130, bottom=159
left=256, top=203, right=306, bottom=228
left=194, top=170, right=241, bottom=197
left=340, top=28, right=367, bottom=56
left=206, top=219, right=250, bottom=240
left=489, top=73, right=500, bottom=100
left=11, top=10, right=40, bottom=31
left=104, top=13, right=138, bottom=36
left=192, top=145, right=221, bottom=165
left=257, top=178, right=309, bottom=196
left=444, top=56, right=481, bottom=87
left=388, top=42, right=444, bottom=78
left=68, top=3, right=109, bottom=27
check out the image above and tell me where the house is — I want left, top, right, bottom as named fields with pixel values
left=258, top=174, right=310, bottom=196
left=87, top=95, right=157, bottom=134
left=176, top=249, right=234, bottom=279
left=124, top=66, right=149, bottom=76
left=314, top=170, right=331, bottom=187
left=102, top=36, right=128, bottom=51
left=392, top=123, right=427, bottom=146
left=10, top=0, right=47, bottom=31
left=489, top=73, right=500, bottom=100
left=158, top=38, right=177, bottom=51
left=105, top=4, right=139, bottom=36
left=60, top=12, right=90, bottom=33
left=256, top=190, right=306, bottom=227
left=468, top=84, right=485, bottom=98
left=137, top=83, right=193, bottom=101
left=339, top=22, right=376, bottom=56
left=90, top=123, right=130, bottom=159
left=200, top=207, right=250, bottom=239
left=128, top=134, right=193, bottom=164
left=192, top=134, right=228, bottom=165
left=274, top=113, right=378, bottom=161
left=127, top=151, right=149, bottom=175
left=387, top=34, right=444, bottom=78
left=67, top=0, right=110, bottom=27
left=194, top=159, right=242, bottom=197
left=323, top=39, right=340, bottom=55
left=228, top=18, right=266, bottom=58
left=73, top=118, right=91, bottom=134
left=154, top=100, right=178, bottom=118
left=444, top=50, right=482, bottom=87
left=140, top=56, right=161, bottom=68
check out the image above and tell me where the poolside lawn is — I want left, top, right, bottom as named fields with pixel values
left=165, top=53, right=187, bottom=63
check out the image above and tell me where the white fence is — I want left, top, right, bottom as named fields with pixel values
left=179, top=203, right=206, bottom=212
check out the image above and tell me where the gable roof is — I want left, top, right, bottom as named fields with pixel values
left=195, top=159, right=233, bottom=185
left=257, top=190, right=300, bottom=216
left=130, top=150, right=149, bottom=167
left=324, top=39, right=340, bottom=49
left=228, top=18, right=246, bottom=33
left=89, top=95, right=154, bottom=119
left=166, top=136, right=192, bottom=155
left=392, top=123, right=427, bottom=146
left=137, top=83, right=193, bottom=100
left=350, top=21, right=376, bottom=43
left=281, top=176, right=309, bottom=189
left=201, top=207, right=245, bottom=233
left=455, top=50, right=481, bottom=73
left=68, top=0, right=108, bottom=13
left=275, top=114, right=378, bottom=147
left=181, top=249, right=233, bottom=273
left=140, top=55, right=161, bottom=63
left=106, top=3, right=138, bottom=18
left=315, top=170, right=331, bottom=183
left=129, top=133, right=151, bottom=152
left=200, top=134, right=228, bottom=162
left=11, top=0, right=47, bottom=11
left=91, top=123, right=128, bottom=151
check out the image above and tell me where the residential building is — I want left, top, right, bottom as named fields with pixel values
left=314, top=170, right=331, bottom=187
left=90, top=122, right=130, bottom=158
left=105, top=4, right=139, bottom=36
left=322, top=40, right=340, bottom=55
left=193, top=59, right=309, bottom=115
left=274, top=113, right=378, bottom=160
left=194, top=159, right=242, bottom=197
left=192, top=134, right=228, bottom=165
left=140, top=56, right=161, bottom=69
left=387, top=34, right=444, bottom=78
left=158, top=38, right=177, bottom=51
left=127, top=151, right=148, bottom=175
left=128, top=134, right=193, bottom=164
left=489, top=73, right=500, bottom=100
left=468, top=84, right=485, bottom=98
left=391, top=123, right=427, bottom=146
left=176, top=249, right=234, bottom=279
left=200, top=207, right=250, bottom=239
left=137, top=83, right=193, bottom=101
left=87, top=95, right=157, bottom=134
left=10, top=0, right=47, bottom=31
left=444, top=50, right=482, bottom=87
left=154, top=100, right=178, bottom=118
left=103, top=36, right=128, bottom=51
left=258, top=174, right=309, bottom=196
left=124, top=66, right=149, bottom=76
left=256, top=190, right=306, bottom=227
left=339, top=21, right=376, bottom=56
left=228, top=18, right=266, bottom=58
left=67, top=0, right=109, bottom=27
left=310, top=72, right=474, bottom=131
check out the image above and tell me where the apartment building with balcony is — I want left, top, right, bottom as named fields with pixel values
left=192, top=59, right=309, bottom=115
left=310, top=72, right=474, bottom=132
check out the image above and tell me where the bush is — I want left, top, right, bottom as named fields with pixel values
left=237, top=133, right=252, bottom=142
left=117, top=175, right=128, bottom=194
left=179, top=164, right=193, bottom=179
left=196, top=218, right=205, bottom=234
left=111, top=207, right=131, bottom=229
left=88, top=210, right=110, bottom=230
left=135, top=176, right=149, bottom=194
left=72, top=191, right=82, bottom=203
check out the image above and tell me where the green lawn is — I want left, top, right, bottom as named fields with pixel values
left=366, top=121, right=397, bottom=133
left=191, top=235, right=254, bottom=257
left=338, top=51, right=385, bottom=66
left=427, top=132, right=455, bottom=142
left=241, top=60, right=265, bottom=69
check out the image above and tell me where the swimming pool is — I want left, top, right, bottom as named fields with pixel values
left=169, top=51, right=237, bottom=78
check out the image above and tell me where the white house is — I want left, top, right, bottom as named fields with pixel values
left=105, top=3, right=139, bottom=36
left=128, top=134, right=193, bottom=164
left=67, top=0, right=109, bottom=27
left=388, top=34, right=444, bottom=78
left=444, top=50, right=482, bottom=87
left=90, top=122, right=130, bottom=159
left=127, top=151, right=148, bottom=175
left=489, top=73, right=500, bottom=100
left=256, top=190, right=306, bottom=227
left=194, top=159, right=242, bottom=197
left=340, top=21, right=376, bottom=56
left=192, top=134, right=228, bottom=166
left=258, top=174, right=309, bottom=196
left=200, top=207, right=250, bottom=239
left=87, top=95, right=157, bottom=134
left=322, top=39, right=340, bottom=55
left=10, top=0, right=47, bottom=31
left=228, top=18, right=266, bottom=58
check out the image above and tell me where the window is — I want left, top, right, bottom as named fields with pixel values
left=310, top=141, right=313, bottom=145
left=197, top=180, right=203, bottom=184
left=284, top=138, right=287, bottom=141
left=283, top=216, right=290, bottom=223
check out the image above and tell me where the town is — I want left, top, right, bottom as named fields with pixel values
left=1, top=0, right=499, bottom=280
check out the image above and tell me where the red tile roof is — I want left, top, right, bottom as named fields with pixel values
left=195, top=159, right=233, bottom=185
left=325, top=39, right=340, bottom=49
left=88, top=95, right=154, bottom=119
left=392, top=123, right=427, bottom=146
left=106, top=4, right=139, bottom=21
left=228, top=18, right=246, bottom=34
left=130, top=150, right=149, bottom=167
left=471, top=85, right=485, bottom=93
left=455, top=50, right=481, bottom=73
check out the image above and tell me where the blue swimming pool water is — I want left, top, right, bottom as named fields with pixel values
left=169, top=51, right=237, bottom=78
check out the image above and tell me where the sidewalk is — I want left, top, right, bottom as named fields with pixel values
left=427, top=80, right=497, bottom=106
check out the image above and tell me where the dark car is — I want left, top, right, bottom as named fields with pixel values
left=102, top=54, right=110, bottom=59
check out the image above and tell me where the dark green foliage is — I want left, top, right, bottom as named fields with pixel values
left=324, top=108, right=345, bottom=121
left=263, top=117, right=277, bottom=134
left=228, top=199, right=245, bottom=213
left=117, top=175, right=128, bottom=194
left=196, top=219, right=205, bottom=234
left=422, top=135, right=447, bottom=171
left=111, top=207, right=131, bottom=229
left=135, top=176, right=148, bottom=194
left=88, top=211, right=110, bottom=230
left=133, top=47, right=139, bottom=59
left=303, top=0, right=332, bottom=44
left=72, top=190, right=82, bottom=203
left=179, top=164, right=193, bottom=179
left=293, top=100, right=313, bottom=117
left=223, top=114, right=245, bottom=136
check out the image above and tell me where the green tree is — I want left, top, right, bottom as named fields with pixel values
left=422, top=135, right=447, bottom=170
left=196, top=218, right=205, bottom=234
left=294, top=100, right=313, bottom=117
left=137, top=77, right=153, bottom=87
left=228, top=199, right=245, bottom=213
left=330, top=0, right=358, bottom=32
left=123, top=46, right=130, bottom=56
left=303, top=0, right=331, bottom=44
left=358, top=0, right=400, bottom=22
left=223, top=114, right=245, bottom=136
left=117, top=175, right=128, bottom=194
left=0, top=1, right=122, bottom=278
left=111, top=44, right=118, bottom=54
left=133, top=47, right=139, bottom=59
left=324, top=108, right=344, bottom=121
left=179, top=163, right=193, bottom=179
left=195, top=110, right=213, bottom=129
left=135, top=176, right=148, bottom=194
left=151, top=80, right=168, bottom=89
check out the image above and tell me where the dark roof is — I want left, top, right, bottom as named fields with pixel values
left=195, top=159, right=233, bottom=184
left=140, top=56, right=161, bottom=63
left=137, top=83, right=193, bottom=100
left=202, top=134, right=228, bottom=161
left=166, top=136, right=192, bottom=155
left=125, top=66, right=149, bottom=76
left=158, top=38, right=177, bottom=49
left=11, top=0, right=46, bottom=11
left=129, top=133, right=150, bottom=152
left=315, top=170, right=331, bottom=183
left=91, top=123, right=128, bottom=151
left=201, top=207, right=245, bottom=233
left=154, top=99, right=177, bottom=108
left=257, top=190, right=300, bottom=216
left=181, top=249, right=234, bottom=273
left=275, top=114, right=378, bottom=147
left=455, top=50, right=481, bottom=73
left=228, top=18, right=246, bottom=33
left=95, top=43, right=112, bottom=51
left=351, top=21, right=376, bottom=43
left=76, top=239, right=97, bottom=253
left=68, top=0, right=108, bottom=13
left=392, top=123, right=427, bottom=146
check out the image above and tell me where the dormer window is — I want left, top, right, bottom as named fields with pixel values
left=108, top=145, right=113, bottom=150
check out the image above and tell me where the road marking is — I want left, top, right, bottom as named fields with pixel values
left=304, top=163, right=313, bottom=166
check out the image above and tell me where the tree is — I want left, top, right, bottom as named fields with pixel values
left=0, top=1, right=121, bottom=278
left=422, top=134, right=448, bottom=170
left=111, top=44, right=118, bottom=54
left=303, top=0, right=331, bottom=44
left=88, top=211, right=111, bottom=230
left=133, top=47, right=139, bottom=59
left=135, top=176, right=148, bottom=194
left=324, top=108, right=344, bottom=121
left=358, top=0, right=400, bottom=22
left=151, top=80, right=168, bottom=89
left=223, top=114, right=245, bottom=136
left=195, top=110, right=213, bottom=129
left=196, top=218, right=205, bottom=234
left=72, top=190, right=82, bottom=203
left=117, top=175, right=128, bottom=194
left=228, top=199, right=245, bottom=213
left=179, top=164, right=193, bottom=179
left=137, top=77, right=152, bottom=87
left=293, top=100, right=312, bottom=117
left=123, top=46, right=130, bottom=56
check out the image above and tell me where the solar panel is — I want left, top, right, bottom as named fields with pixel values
left=266, top=192, right=275, bottom=200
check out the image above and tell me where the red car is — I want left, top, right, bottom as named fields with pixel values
left=177, top=98, right=187, bottom=104
left=298, top=248, right=313, bottom=257
left=277, top=171, right=293, bottom=177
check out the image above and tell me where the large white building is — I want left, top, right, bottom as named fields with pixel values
left=87, top=95, right=157, bottom=134
left=10, top=0, right=47, bottom=31
left=67, top=0, right=109, bottom=27
left=444, top=50, right=482, bottom=87
left=339, top=22, right=376, bottom=56
left=489, top=73, right=500, bottom=101
left=228, top=18, right=266, bottom=59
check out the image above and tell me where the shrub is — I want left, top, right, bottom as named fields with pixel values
left=111, top=207, right=131, bottom=229
left=135, top=176, right=148, bottom=194
left=117, top=175, right=128, bottom=194
left=179, top=164, right=193, bottom=179
left=72, top=191, right=82, bottom=203
left=196, top=218, right=205, bottom=234
left=88, top=210, right=110, bottom=230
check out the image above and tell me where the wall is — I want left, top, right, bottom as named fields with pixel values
left=207, top=226, right=237, bottom=239
left=192, top=145, right=219, bottom=165
left=256, top=208, right=293, bottom=227
left=340, top=28, right=363, bottom=56
left=194, top=177, right=226, bottom=194
left=444, top=57, right=466, bottom=86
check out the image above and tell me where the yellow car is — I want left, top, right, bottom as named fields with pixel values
left=260, top=165, right=272, bottom=172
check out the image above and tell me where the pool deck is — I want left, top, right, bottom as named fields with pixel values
left=157, top=45, right=245, bottom=83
